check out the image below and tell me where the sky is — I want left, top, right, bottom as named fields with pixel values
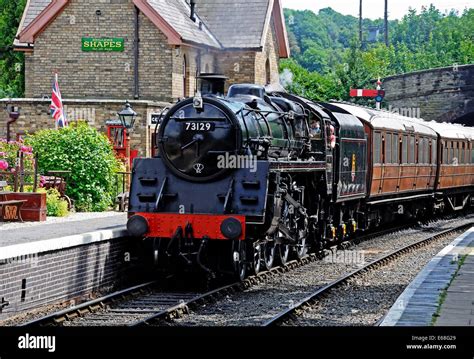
left=281, top=0, right=473, bottom=19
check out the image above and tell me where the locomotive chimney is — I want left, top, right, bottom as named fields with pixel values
left=190, top=0, right=196, bottom=22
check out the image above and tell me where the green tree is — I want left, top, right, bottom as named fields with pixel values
left=0, top=0, right=26, bottom=97
left=282, top=6, right=474, bottom=101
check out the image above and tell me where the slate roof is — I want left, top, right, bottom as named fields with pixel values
left=15, top=0, right=52, bottom=47
left=16, top=0, right=282, bottom=52
left=147, top=0, right=220, bottom=48
left=196, top=0, right=270, bottom=49
left=23, top=0, right=52, bottom=29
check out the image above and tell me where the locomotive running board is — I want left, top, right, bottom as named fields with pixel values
left=367, top=193, right=434, bottom=206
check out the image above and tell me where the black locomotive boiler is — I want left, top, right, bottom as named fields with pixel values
left=127, top=79, right=474, bottom=280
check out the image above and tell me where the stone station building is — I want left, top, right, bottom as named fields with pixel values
left=1, top=0, right=290, bottom=157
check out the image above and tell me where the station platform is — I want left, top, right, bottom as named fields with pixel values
left=381, top=227, right=474, bottom=326
left=0, top=212, right=127, bottom=260
left=0, top=212, right=134, bottom=323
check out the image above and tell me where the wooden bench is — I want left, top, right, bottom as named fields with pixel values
left=0, top=180, right=28, bottom=222
left=0, top=200, right=27, bottom=222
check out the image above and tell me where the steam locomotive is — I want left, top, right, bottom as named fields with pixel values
left=127, top=75, right=474, bottom=280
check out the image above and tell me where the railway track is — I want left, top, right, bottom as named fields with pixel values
left=21, top=218, right=470, bottom=327
left=263, top=222, right=473, bottom=327
left=22, top=256, right=318, bottom=327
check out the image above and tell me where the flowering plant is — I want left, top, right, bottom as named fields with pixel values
left=0, top=138, right=36, bottom=186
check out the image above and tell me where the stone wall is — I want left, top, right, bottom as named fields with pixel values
left=0, top=98, right=170, bottom=158
left=383, top=64, right=474, bottom=123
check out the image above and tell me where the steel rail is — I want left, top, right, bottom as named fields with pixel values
left=263, top=222, right=473, bottom=327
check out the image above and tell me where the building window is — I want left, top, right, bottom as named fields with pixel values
left=265, top=58, right=271, bottom=85
left=183, top=55, right=188, bottom=97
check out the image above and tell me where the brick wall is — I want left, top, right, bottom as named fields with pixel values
left=25, top=0, right=176, bottom=102
left=0, top=98, right=170, bottom=158
left=0, top=238, right=136, bottom=322
left=217, top=51, right=257, bottom=92
left=137, top=12, right=173, bottom=101
left=255, top=21, right=280, bottom=86
left=28, top=0, right=137, bottom=100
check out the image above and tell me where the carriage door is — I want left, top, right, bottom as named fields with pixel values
left=325, top=119, right=335, bottom=196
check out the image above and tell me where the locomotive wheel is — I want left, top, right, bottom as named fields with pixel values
left=263, top=240, right=276, bottom=270
left=277, top=243, right=290, bottom=266
left=295, top=235, right=308, bottom=260
left=252, top=242, right=262, bottom=275
left=232, top=240, right=247, bottom=281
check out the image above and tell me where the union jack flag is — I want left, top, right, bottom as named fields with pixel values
left=50, top=73, right=68, bottom=128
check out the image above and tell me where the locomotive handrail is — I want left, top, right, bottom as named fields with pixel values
left=236, top=109, right=251, bottom=149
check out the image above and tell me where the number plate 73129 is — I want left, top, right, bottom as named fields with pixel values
left=184, top=122, right=215, bottom=131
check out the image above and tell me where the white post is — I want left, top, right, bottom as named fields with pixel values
left=376, top=77, right=382, bottom=110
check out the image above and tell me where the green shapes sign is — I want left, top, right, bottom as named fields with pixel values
left=82, top=38, right=124, bottom=52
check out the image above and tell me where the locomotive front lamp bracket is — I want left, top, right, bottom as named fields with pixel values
left=193, top=91, right=204, bottom=111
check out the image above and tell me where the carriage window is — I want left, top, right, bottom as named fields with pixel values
left=423, top=138, right=430, bottom=164
left=408, top=136, right=415, bottom=164
left=392, top=134, right=398, bottom=164
left=443, top=142, right=447, bottom=164
left=418, top=137, right=426, bottom=164
left=432, top=139, right=437, bottom=164
left=402, top=135, right=408, bottom=163
left=374, top=132, right=381, bottom=164
left=385, top=133, right=392, bottom=164
left=448, top=142, right=454, bottom=164
left=454, top=142, right=459, bottom=164
left=472, top=148, right=474, bottom=164
left=461, top=142, right=465, bottom=164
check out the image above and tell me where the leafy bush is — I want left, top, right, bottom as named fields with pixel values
left=26, top=122, right=124, bottom=212
left=38, top=188, right=69, bottom=217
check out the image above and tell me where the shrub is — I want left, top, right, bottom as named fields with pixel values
left=38, top=188, right=69, bottom=217
left=26, top=122, right=124, bottom=212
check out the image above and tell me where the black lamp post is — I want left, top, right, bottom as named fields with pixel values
left=118, top=101, right=137, bottom=130
left=117, top=101, right=137, bottom=191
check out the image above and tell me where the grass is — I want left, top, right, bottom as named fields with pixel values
left=431, top=253, right=468, bottom=325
